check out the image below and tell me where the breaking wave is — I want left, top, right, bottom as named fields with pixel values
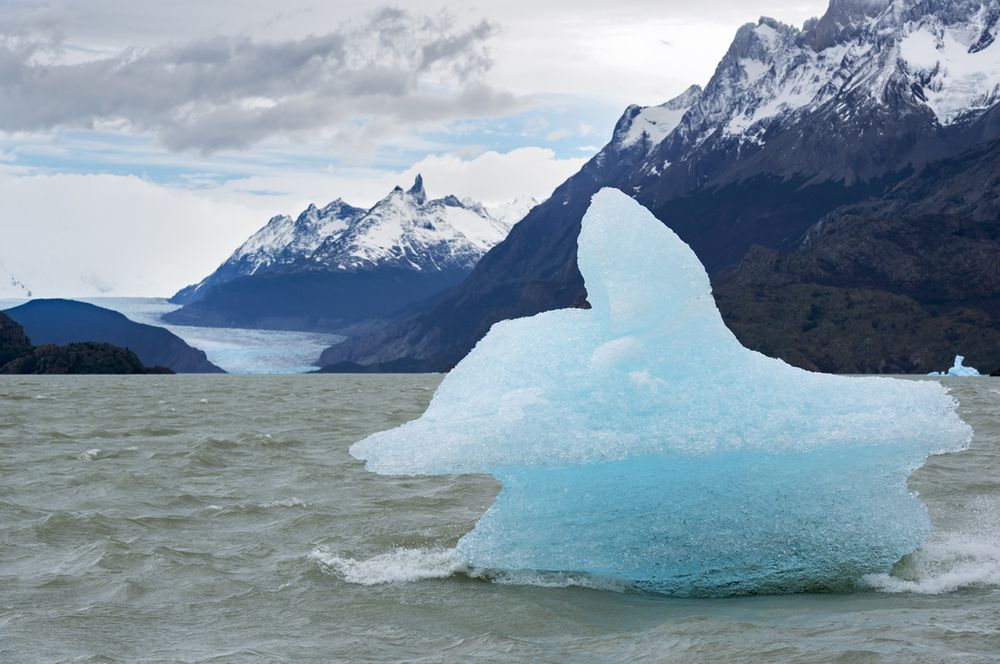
left=311, top=546, right=633, bottom=592
left=864, top=496, right=1000, bottom=594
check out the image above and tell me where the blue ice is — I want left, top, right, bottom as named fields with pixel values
left=928, top=355, right=981, bottom=377
left=352, top=189, right=972, bottom=596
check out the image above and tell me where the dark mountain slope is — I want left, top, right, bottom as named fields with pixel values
left=715, top=138, right=1000, bottom=373
left=164, top=267, right=470, bottom=332
left=1, top=343, right=174, bottom=375
left=4, top=300, right=223, bottom=374
left=0, top=311, right=33, bottom=367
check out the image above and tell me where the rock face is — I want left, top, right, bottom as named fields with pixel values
left=320, top=0, right=1000, bottom=373
left=0, top=312, right=33, bottom=367
left=4, top=300, right=223, bottom=374
left=1, top=343, right=173, bottom=375
left=166, top=176, right=523, bottom=331
left=715, top=138, right=1000, bottom=373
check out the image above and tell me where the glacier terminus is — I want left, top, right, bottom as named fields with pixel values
left=351, top=189, right=973, bottom=596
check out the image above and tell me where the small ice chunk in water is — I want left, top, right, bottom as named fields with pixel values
left=928, top=355, right=981, bottom=377
left=352, top=189, right=972, bottom=596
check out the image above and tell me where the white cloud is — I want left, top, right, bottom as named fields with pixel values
left=0, top=173, right=268, bottom=297
left=398, top=147, right=587, bottom=206
left=206, top=146, right=590, bottom=209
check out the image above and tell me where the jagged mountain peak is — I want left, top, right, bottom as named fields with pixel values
left=728, top=17, right=799, bottom=58
left=309, top=176, right=514, bottom=273
left=171, top=177, right=525, bottom=304
left=807, top=0, right=893, bottom=50
left=408, top=173, right=427, bottom=202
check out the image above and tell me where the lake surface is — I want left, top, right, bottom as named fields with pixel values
left=1, top=375, right=998, bottom=662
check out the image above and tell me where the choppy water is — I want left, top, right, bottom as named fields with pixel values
left=1, top=375, right=999, bottom=663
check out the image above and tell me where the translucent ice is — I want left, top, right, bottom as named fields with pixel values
left=928, top=355, right=981, bottom=377
left=352, top=189, right=972, bottom=596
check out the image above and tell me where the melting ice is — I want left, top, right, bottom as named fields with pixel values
left=352, top=189, right=972, bottom=597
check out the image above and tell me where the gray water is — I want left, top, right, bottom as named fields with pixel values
left=2, top=375, right=999, bottom=663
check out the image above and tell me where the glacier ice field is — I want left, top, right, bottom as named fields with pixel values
left=351, top=189, right=973, bottom=596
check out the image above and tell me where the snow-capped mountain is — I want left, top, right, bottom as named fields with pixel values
left=172, top=175, right=519, bottom=306
left=304, top=175, right=514, bottom=273
left=172, top=199, right=366, bottom=304
left=624, top=0, right=1000, bottom=190
left=165, top=176, right=527, bottom=331
left=320, top=0, right=1000, bottom=373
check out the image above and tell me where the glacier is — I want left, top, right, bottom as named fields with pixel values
left=351, top=189, right=972, bottom=596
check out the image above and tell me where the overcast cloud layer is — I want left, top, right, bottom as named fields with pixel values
left=1, top=8, right=519, bottom=152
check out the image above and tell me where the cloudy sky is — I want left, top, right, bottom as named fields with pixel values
left=0, top=0, right=828, bottom=297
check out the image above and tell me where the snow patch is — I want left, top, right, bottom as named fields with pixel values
left=901, top=27, right=1000, bottom=124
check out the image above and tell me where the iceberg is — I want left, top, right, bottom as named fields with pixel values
left=352, top=189, right=972, bottom=596
left=928, top=355, right=981, bottom=377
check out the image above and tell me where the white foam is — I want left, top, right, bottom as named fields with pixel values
left=863, top=535, right=1000, bottom=594
left=309, top=546, right=630, bottom=592
left=204, top=498, right=309, bottom=513
left=479, top=569, right=629, bottom=593
left=864, top=497, right=1000, bottom=594
left=261, top=498, right=308, bottom=509
left=310, top=547, right=468, bottom=585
